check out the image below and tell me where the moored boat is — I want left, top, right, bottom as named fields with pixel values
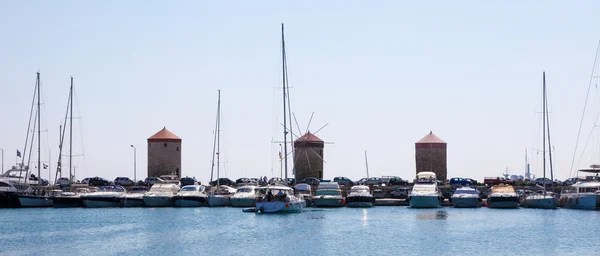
left=294, top=183, right=313, bottom=207
left=312, top=182, right=345, bottom=207
left=559, top=169, right=600, bottom=210
left=18, top=189, right=62, bottom=208
left=207, top=185, right=235, bottom=207
left=408, top=172, right=442, bottom=208
left=230, top=186, right=258, bottom=207
left=53, top=188, right=92, bottom=208
left=346, top=185, right=374, bottom=208
left=81, top=185, right=126, bottom=208
left=255, top=186, right=305, bottom=213
left=487, top=184, right=519, bottom=208
left=0, top=179, right=21, bottom=208
left=143, top=183, right=180, bottom=207
left=174, top=185, right=208, bottom=207
left=451, top=186, right=480, bottom=208
left=120, top=187, right=147, bottom=207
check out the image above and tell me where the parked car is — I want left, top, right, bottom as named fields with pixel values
left=355, top=178, right=369, bottom=185
left=528, top=177, right=557, bottom=186
left=286, top=178, right=296, bottom=186
left=80, top=178, right=90, bottom=185
left=388, top=177, right=409, bottom=186
left=483, top=177, right=513, bottom=186
left=465, top=178, right=478, bottom=185
left=381, top=176, right=399, bottom=185
left=449, top=177, right=473, bottom=186
left=56, top=177, right=70, bottom=186
left=144, top=177, right=166, bottom=186
left=561, top=177, right=579, bottom=186
left=268, top=177, right=287, bottom=185
left=209, top=178, right=235, bottom=186
left=373, top=189, right=384, bottom=199
left=390, top=188, right=411, bottom=199
left=88, top=177, right=110, bottom=186
left=114, top=177, right=135, bottom=186
left=180, top=177, right=199, bottom=186
left=365, top=177, right=383, bottom=186
left=333, top=177, right=353, bottom=187
left=298, top=177, right=320, bottom=186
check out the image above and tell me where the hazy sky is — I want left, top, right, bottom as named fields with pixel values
left=2, top=1, right=600, bottom=183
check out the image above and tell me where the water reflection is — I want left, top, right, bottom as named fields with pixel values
left=416, top=210, right=448, bottom=220
left=362, top=209, right=368, bottom=226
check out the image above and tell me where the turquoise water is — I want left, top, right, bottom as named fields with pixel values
left=1, top=207, right=599, bottom=255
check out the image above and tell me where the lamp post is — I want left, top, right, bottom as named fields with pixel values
left=130, top=145, right=137, bottom=182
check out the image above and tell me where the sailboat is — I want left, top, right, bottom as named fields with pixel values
left=521, top=72, right=558, bottom=209
left=254, top=23, right=306, bottom=213
left=207, top=90, right=235, bottom=207
left=18, top=72, right=55, bottom=207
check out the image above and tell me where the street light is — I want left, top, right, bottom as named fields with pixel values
left=130, top=145, right=137, bottom=181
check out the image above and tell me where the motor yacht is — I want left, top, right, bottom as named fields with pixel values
left=230, top=186, right=258, bottom=207
left=81, top=185, right=127, bottom=208
left=408, top=172, right=442, bottom=208
left=559, top=168, right=600, bottom=210
left=0, top=179, right=21, bottom=208
left=487, top=184, right=519, bottom=208
left=174, top=185, right=208, bottom=207
left=294, top=183, right=313, bottom=207
left=346, top=185, right=374, bottom=208
left=53, top=188, right=92, bottom=208
left=255, top=185, right=305, bottom=213
left=18, top=189, right=62, bottom=208
left=451, top=186, right=480, bottom=208
left=120, top=187, right=148, bottom=207
left=207, top=185, right=236, bottom=207
left=312, top=182, right=345, bottom=207
left=143, top=183, right=180, bottom=207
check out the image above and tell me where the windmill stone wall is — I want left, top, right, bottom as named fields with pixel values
left=415, top=131, right=447, bottom=181
left=293, top=132, right=324, bottom=181
left=147, top=127, right=182, bottom=179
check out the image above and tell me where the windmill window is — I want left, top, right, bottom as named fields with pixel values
left=164, top=143, right=167, bottom=147
left=319, top=150, right=322, bottom=156
left=176, top=147, right=179, bottom=152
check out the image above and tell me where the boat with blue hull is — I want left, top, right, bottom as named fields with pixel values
left=559, top=169, right=600, bottom=210
left=408, top=172, right=442, bottom=208
left=255, top=186, right=305, bottom=213
left=451, top=186, right=480, bottom=208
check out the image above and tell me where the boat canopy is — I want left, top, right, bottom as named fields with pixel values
left=148, top=183, right=180, bottom=193
left=579, top=167, right=600, bottom=173
left=416, top=172, right=437, bottom=180
left=236, top=186, right=257, bottom=193
left=317, top=182, right=340, bottom=190
left=294, top=184, right=311, bottom=191
left=491, top=184, right=515, bottom=193
left=98, top=185, right=125, bottom=192
left=180, top=185, right=205, bottom=192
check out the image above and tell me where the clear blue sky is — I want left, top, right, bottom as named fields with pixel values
left=2, top=1, right=600, bottom=183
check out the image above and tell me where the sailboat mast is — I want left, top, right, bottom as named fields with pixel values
left=210, top=98, right=218, bottom=183
left=545, top=74, right=555, bottom=186
left=542, top=71, right=547, bottom=195
left=69, top=77, right=73, bottom=182
left=281, top=23, right=289, bottom=180
left=365, top=150, right=370, bottom=178
left=216, top=90, right=221, bottom=186
left=37, top=72, right=41, bottom=185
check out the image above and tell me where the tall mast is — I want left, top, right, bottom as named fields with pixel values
left=542, top=71, right=547, bottom=195
left=210, top=94, right=218, bottom=182
left=37, top=72, right=41, bottom=185
left=281, top=23, right=289, bottom=180
left=216, top=90, right=221, bottom=187
left=365, top=150, right=370, bottom=178
left=69, top=77, right=73, bottom=182
left=546, top=73, right=555, bottom=187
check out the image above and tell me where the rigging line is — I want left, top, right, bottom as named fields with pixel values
left=74, top=88, right=88, bottom=176
left=25, top=101, right=38, bottom=180
left=569, top=41, right=600, bottom=178
left=21, top=75, right=38, bottom=171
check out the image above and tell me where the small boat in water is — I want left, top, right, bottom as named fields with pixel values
left=120, top=187, right=148, bottom=207
left=312, top=182, right=345, bottom=207
left=255, top=186, right=305, bottom=213
left=487, top=184, right=519, bottom=208
left=207, top=185, right=235, bottom=207
left=174, top=185, right=208, bottom=207
left=143, top=183, right=180, bottom=207
left=230, top=186, right=258, bottom=207
left=346, top=185, right=374, bottom=208
left=408, top=172, right=442, bottom=208
left=451, top=186, right=480, bottom=208
left=53, top=188, right=92, bottom=208
left=81, top=185, right=126, bottom=208
left=294, top=183, right=313, bottom=207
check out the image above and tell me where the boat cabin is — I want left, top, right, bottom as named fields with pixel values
left=416, top=172, right=437, bottom=183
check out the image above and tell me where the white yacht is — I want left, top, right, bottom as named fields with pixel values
left=294, top=183, right=313, bottom=207
left=81, top=185, right=127, bottom=208
left=346, top=185, right=374, bottom=208
left=18, top=189, right=62, bottom=208
left=53, top=188, right=92, bottom=208
left=230, top=186, right=258, bottom=207
left=255, top=185, right=305, bottom=213
left=408, top=172, right=442, bottom=208
left=120, top=187, right=147, bottom=207
left=451, top=186, right=480, bottom=208
left=487, top=184, right=519, bottom=208
left=522, top=191, right=558, bottom=209
left=207, top=185, right=236, bottom=207
left=559, top=169, right=600, bottom=210
left=174, top=185, right=208, bottom=207
left=312, top=182, right=345, bottom=207
left=143, top=183, right=180, bottom=207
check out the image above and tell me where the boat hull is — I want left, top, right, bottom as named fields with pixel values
left=313, top=197, right=345, bottom=207
left=346, top=196, right=374, bottom=208
left=521, top=197, right=558, bottom=209
left=559, top=194, right=600, bottom=210
left=230, top=197, right=255, bottom=207
left=487, top=196, right=519, bottom=208
left=255, top=200, right=305, bottom=213
left=0, top=192, right=21, bottom=208
left=52, top=196, right=84, bottom=208
left=451, top=196, right=480, bottom=208
left=120, top=197, right=145, bottom=207
left=18, top=195, right=53, bottom=207
left=409, top=195, right=441, bottom=208
left=207, top=195, right=232, bottom=207
left=174, top=196, right=207, bottom=207
left=82, top=197, right=121, bottom=208
left=143, top=196, right=175, bottom=207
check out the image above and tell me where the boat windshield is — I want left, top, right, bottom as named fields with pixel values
left=98, top=185, right=125, bottom=192
left=181, top=186, right=199, bottom=192
left=316, top=190, right=341, bottom=196
left=455, top=189, right=478, bottom=194
left=237, top=188, right=254, bottom=193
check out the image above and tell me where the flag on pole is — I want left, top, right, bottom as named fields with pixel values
left=17, top=150, right=21, bottom=157
left=279, top=151, right=282, bottom=160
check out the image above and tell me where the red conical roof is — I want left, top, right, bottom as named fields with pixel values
left=295, top=131, right=323, bottom=142
left=148, top=127, right=181, bottom=142
left=416, top=131, right=446, bottom=144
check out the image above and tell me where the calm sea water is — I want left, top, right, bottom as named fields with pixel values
left=0, top=207, right=599, bottom=256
